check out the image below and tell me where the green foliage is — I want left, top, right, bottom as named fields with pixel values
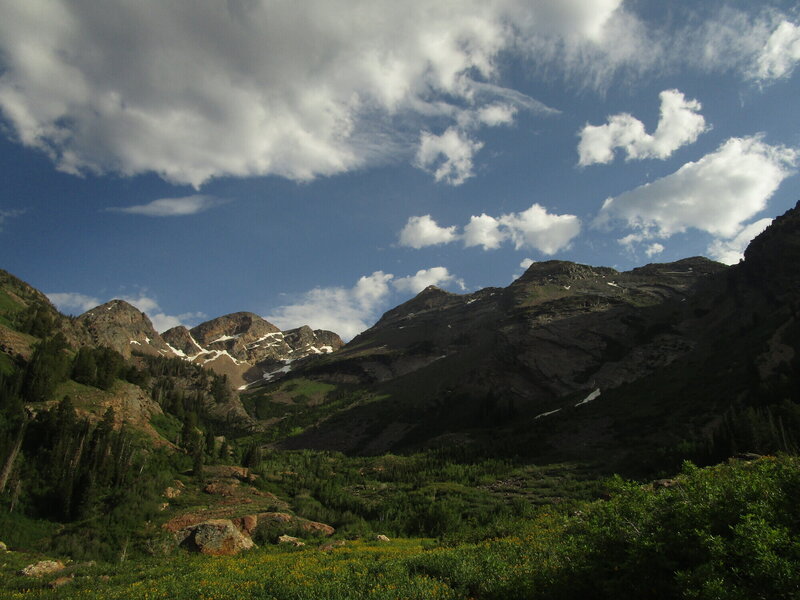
left=13, top=304, right=55, bottom=338
left=21, top=333, right=70, bottom=402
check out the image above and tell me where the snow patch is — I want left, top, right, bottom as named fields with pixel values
left=575, top=388, right=601, bottom=407
left=129, top=340, right=141, bottom=345
left=534, top=408, right=561, bottom=420
left=262, top=359, right=294, bottom=382
left=165, top=343, right=186, bottom=357
left=607, top=282, right=619, bottom=288
left=211, top=333, right=242, bottom=344
left=202, top=350, right=242, bottom=365
left=145, top=336, right=151, bottom=344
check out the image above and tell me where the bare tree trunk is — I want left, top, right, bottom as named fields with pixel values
left=0, top=422, right=26, bottom=494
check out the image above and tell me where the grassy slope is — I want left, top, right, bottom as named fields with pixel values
left=1, top=455, right=797, bottom=600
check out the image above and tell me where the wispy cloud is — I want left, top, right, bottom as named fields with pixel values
left=108, top=195, right=228, bottom=217
left=0, top=208, right=25, bottom=231
left=47, top=290, right=206, bottom=332
left=47, top=292, right=102, bottom=314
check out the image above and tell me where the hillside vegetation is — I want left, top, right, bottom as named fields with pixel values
left=1, top=455, right=798, bottom=599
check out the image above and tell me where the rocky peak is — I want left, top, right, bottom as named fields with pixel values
left=283, top=326, right=344, bottom=356
left=161, top=326, right=206, bottom=357
left=190, top=312, right=282, bottom=362
left=513, top=260, right=617, bottom=287
left=371, top=285, right=462, bottom=330
left=77, top=300, right=171, bottom=358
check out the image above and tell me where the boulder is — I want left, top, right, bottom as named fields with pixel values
left=204, top=482, right=238, bottom=496
left=298, top=519, right=335, bottom=537
left=164, top=486, right=182, bottom=499
left=232, top=514, right=259, bottom=536
left=180, top=519, right=256, bottom=556
left=20, top=560, right=66, bottom=577
left=278, top=535, right=305, bottom=547
left=0, top=541, right=7, bottom=552
left=376, top=535, right=390, bottom=542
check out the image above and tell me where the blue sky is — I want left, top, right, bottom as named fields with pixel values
left=1, top=0, right=799, bottom=339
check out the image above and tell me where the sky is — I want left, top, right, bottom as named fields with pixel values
left=1, top=1, right=799, bottom=340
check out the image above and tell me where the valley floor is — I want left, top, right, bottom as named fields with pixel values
left=2, top=455, right=799, bottom=600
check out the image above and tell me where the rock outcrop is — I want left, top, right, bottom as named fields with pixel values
left=78, top=300, right=171, bottom=358
left=178, top=519, right=256, bottom=556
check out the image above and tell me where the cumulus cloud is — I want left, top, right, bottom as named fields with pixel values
left=753, top=20, right=800, bottom=80
left=707, top=218, right=773, bottom=265
left=578, top=90, right=707, bottom=166
left=596, top=136, right=797, bottom=240
left=393, top=267, right=464, bottom=294
left=0, top=0, right=623, bottom=188
left=463, top=213, right=506, bottom=250
left=108, top=195, right=227, bottom=217
left=415, top=128, right=484, bottom=185
left=47, top=292, right=102, bottom=314
left=398, top=215, right=458, bottom=249
left=402, top=204, right=581, bottom=255
left=266, top=271, right=394, bottom=341
left=645, top=243, right=664, bottom=258
left=520, top=258, right=535, bottom=269
left=498, top=204, right=582, bottom=254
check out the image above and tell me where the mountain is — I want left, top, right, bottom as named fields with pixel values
left=269, top=203, right=800, bottom=473
left=72, top=303, right=344, bottom=390
left=78, top=300, right=174, bottom=358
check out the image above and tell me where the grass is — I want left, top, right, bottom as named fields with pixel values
left=0, top=289, right=24, bottom=327
left=0, top=351, right=16, bottom=375
left=3, top=455, right=799, bottom=600
left=150, top=413, right=182, bottom=444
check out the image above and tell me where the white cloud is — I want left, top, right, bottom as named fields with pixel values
left=463, top=213, right=506, bottom=250
left=499, top=204, right=582, bottom=254
left=402, top=204, right=580, bottom=255
left=119, top=293, right=206, bottom=332
left=707, top=218, right=773, bottom=265
left=753, top=20, right=800, bottom=80
left=109, top=195, right=227, bottom=217
left=0, top=208, right=25, bottom=231
left=596, top=136, right=797, bottom=240
left=578, top=90, right=707, bottom=166
left=0, top=0, right=623, bottom=188
left=47, top=292, right=102, bottom=314
left=476, top=103, right=517, bottom=127
left=398, top=215, right=458, bottom=249
left=393, top=267, right=464, bottom=294
left=46, top=290, right=203, bottom=332
left=267, top=271, right=394, bottom=341
left=415, top=128, right=484, bottom=186
left=645, top=243, right=664, bottom=258
left=520, top=258, right=535, bottom=269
